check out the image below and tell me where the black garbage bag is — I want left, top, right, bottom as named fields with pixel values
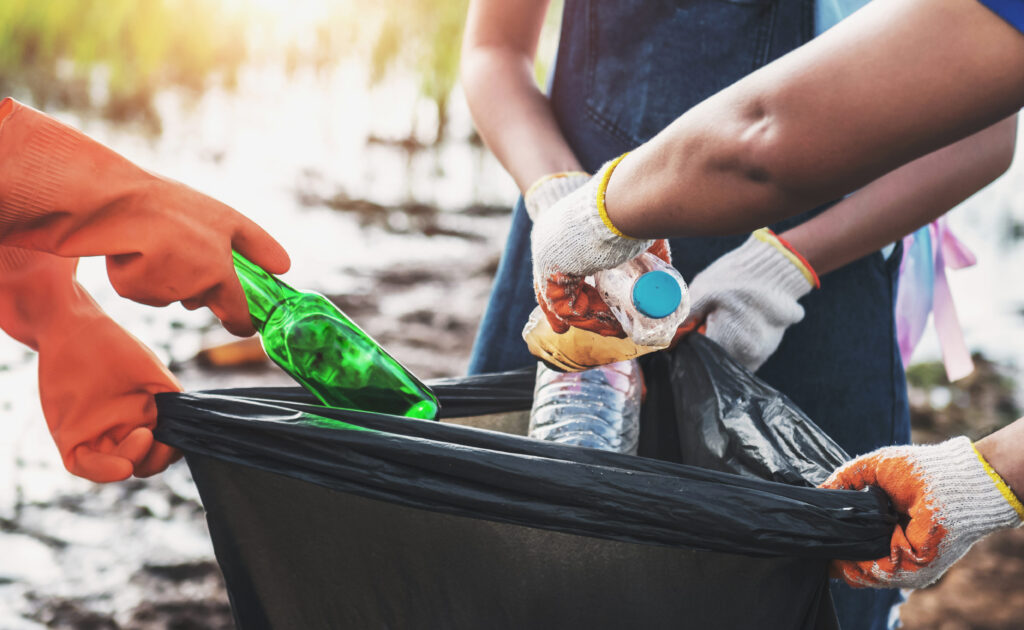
left=155, top=335, right=894, bottom=630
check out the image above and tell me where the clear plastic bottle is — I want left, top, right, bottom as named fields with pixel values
left=594, top=251, right=690, bottom=348
left=528, top=359, right=643, bottom=454
left=523, top=251, right=690, bottom=371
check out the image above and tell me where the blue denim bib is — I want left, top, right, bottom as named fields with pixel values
left=468, top=4, right=910, bottom=624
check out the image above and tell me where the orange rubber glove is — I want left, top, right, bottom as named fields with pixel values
left=0, top=247, right=182, bottom=482
left=0, top=98, right=289, bottom=336
left=821, top=437, right=1024, bottom=589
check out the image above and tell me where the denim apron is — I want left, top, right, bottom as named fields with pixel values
left=468, top=2, right=910, bottom=627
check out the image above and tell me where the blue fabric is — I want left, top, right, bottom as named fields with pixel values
left=816, top=0, right=1024, bottom=37
left=978, top=0, right=1024, bottom=33
left=468, top=197, right=537, bottom=373
left=468, top=2, right=910, bottom=627
left=815, top=0, right=869, bottom=34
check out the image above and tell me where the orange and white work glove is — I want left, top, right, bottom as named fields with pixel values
left=0, top=247, right=182, bottom=482
left=822, top=437, right=1024, bottom=589
left=0, top=98, right=290, bottom=336
left=529, top=154, right=655, bottom=337
left=682, top=228, right=819, bottom=371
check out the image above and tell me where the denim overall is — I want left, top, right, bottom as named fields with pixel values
left=468, top=2, right=910, bottom=627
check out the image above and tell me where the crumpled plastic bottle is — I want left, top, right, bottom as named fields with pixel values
left=594, top=252, right=689, bottom=348
left=523, top=252, right=689, bottom=371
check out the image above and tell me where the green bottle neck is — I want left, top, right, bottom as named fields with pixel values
left=233, top=251, right=298, bottom=330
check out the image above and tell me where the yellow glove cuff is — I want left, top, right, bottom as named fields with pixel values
left=973, top=444, right=1024, bottom=522
left=595, top=153, right=637, bottom=240
left=525, top=171, right=590, bottom=199
left=752, top=228, right=820, bottom=289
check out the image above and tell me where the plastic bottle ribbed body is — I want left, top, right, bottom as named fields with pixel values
left=528, top=360, right=642, bottom=454
left=594, top=252, right=689, bottom=348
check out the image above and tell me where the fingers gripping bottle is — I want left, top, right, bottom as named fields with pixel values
left=523, top=251, right=690, bottom=371
left=529, top=360, right=643, bottom=454
left=233, top=252, right=439, bottom=419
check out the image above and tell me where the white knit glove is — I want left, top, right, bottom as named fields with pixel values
left=531, top=154, right=651, bottom=286
left=685, top=228, right=818, bottom=371
left=530, top=154, right=652, bottom=335
left=822, top=437, right=1024, bottom=589
left=523, top=171, right=590, bottom=220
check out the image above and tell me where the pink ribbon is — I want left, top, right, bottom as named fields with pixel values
left=895, top=217, right=976, bottom=381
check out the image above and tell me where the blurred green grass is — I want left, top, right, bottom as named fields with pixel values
left=0, top=0, right=484, bottom=138
left=0, top=0, right=246, bottom=130
left=0, top=0, right=564, bottom=140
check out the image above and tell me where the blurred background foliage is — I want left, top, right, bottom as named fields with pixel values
left=0, top=0, right=485, bottom=139
left=0, top=0, right=563, bottom=140
left=362, top=0, right=468, bottom=141
left=0, top=0, right=247, bottom=131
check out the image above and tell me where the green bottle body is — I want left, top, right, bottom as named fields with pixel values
left=233, top=253, right=439, bottom=420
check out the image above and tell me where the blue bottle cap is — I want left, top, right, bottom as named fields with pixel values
left=632, top=270, right=682, bottom=319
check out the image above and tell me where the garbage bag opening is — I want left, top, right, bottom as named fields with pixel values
left=155, top=335, right=894, bottom=630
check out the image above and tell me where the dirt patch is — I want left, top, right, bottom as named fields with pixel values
left=901, top=528, right=1024, bottom=630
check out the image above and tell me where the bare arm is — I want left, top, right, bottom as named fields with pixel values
left=603, top=0, right=1024, bottom=238
left=461, top=0, right=582, bottom=192
left=977, top=417, right=1024, bottom=496
left=785, top=115, right=1017, bottom=275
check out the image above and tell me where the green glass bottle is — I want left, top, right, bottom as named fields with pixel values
left=233, top=252, right=440, bottom=420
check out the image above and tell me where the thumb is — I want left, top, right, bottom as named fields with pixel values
left=206, top=275, right=258, bottom=337
left=66, top=446, right=136, bottom=483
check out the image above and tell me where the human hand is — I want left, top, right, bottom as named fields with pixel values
left=821, top=437, right=1024, bottom=589
left=37, top=307, right=183, bottom=482
left=0, top=98, right=289, bottom=336
left=0, top=247, right=182, bottom=482
left=683, top=229, right=818, bottom=371
left=530, top=154, right=652, bottom=336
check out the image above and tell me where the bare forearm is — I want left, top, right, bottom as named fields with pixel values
left=461, top=0, right=581, bottom=192
left=976, top=418, right=1024, bottom=499
left=462, top=50, right=581, bottom=190
left=604, top=0, right=1024, bottom=238
left=785, top=115, right=1017, bottom=275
